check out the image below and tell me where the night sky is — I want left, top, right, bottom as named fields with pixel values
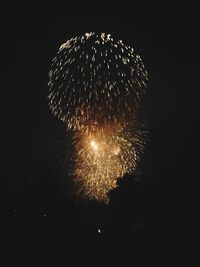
left=2, top=2, right=198, bottom=266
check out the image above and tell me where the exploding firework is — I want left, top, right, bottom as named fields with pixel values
left=48, top=32, right=148, bottom=130
left=48, top=32, right=148, bottom=203
left=73, top=125, right=146, bottom=203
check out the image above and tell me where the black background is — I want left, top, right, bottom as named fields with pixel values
left=2, top=1, right=198, bottom=266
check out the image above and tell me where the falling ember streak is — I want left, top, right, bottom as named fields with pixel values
left=48, top=32, right=148, bottom=203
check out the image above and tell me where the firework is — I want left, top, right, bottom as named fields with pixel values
left=48, top=32, right=148, bottom=203
left=73, top=125, right=146, bottom=203
left=48, top=32, right=148, bottom=130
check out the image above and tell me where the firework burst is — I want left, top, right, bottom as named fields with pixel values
left=73, top=125, right=146, bottom=203
left=48, top=32, right=147, bottom=130
left=48, top=32, right=148, bottom=203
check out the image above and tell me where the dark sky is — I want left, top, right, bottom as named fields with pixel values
left=2, top=1, right=199, bottom=266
